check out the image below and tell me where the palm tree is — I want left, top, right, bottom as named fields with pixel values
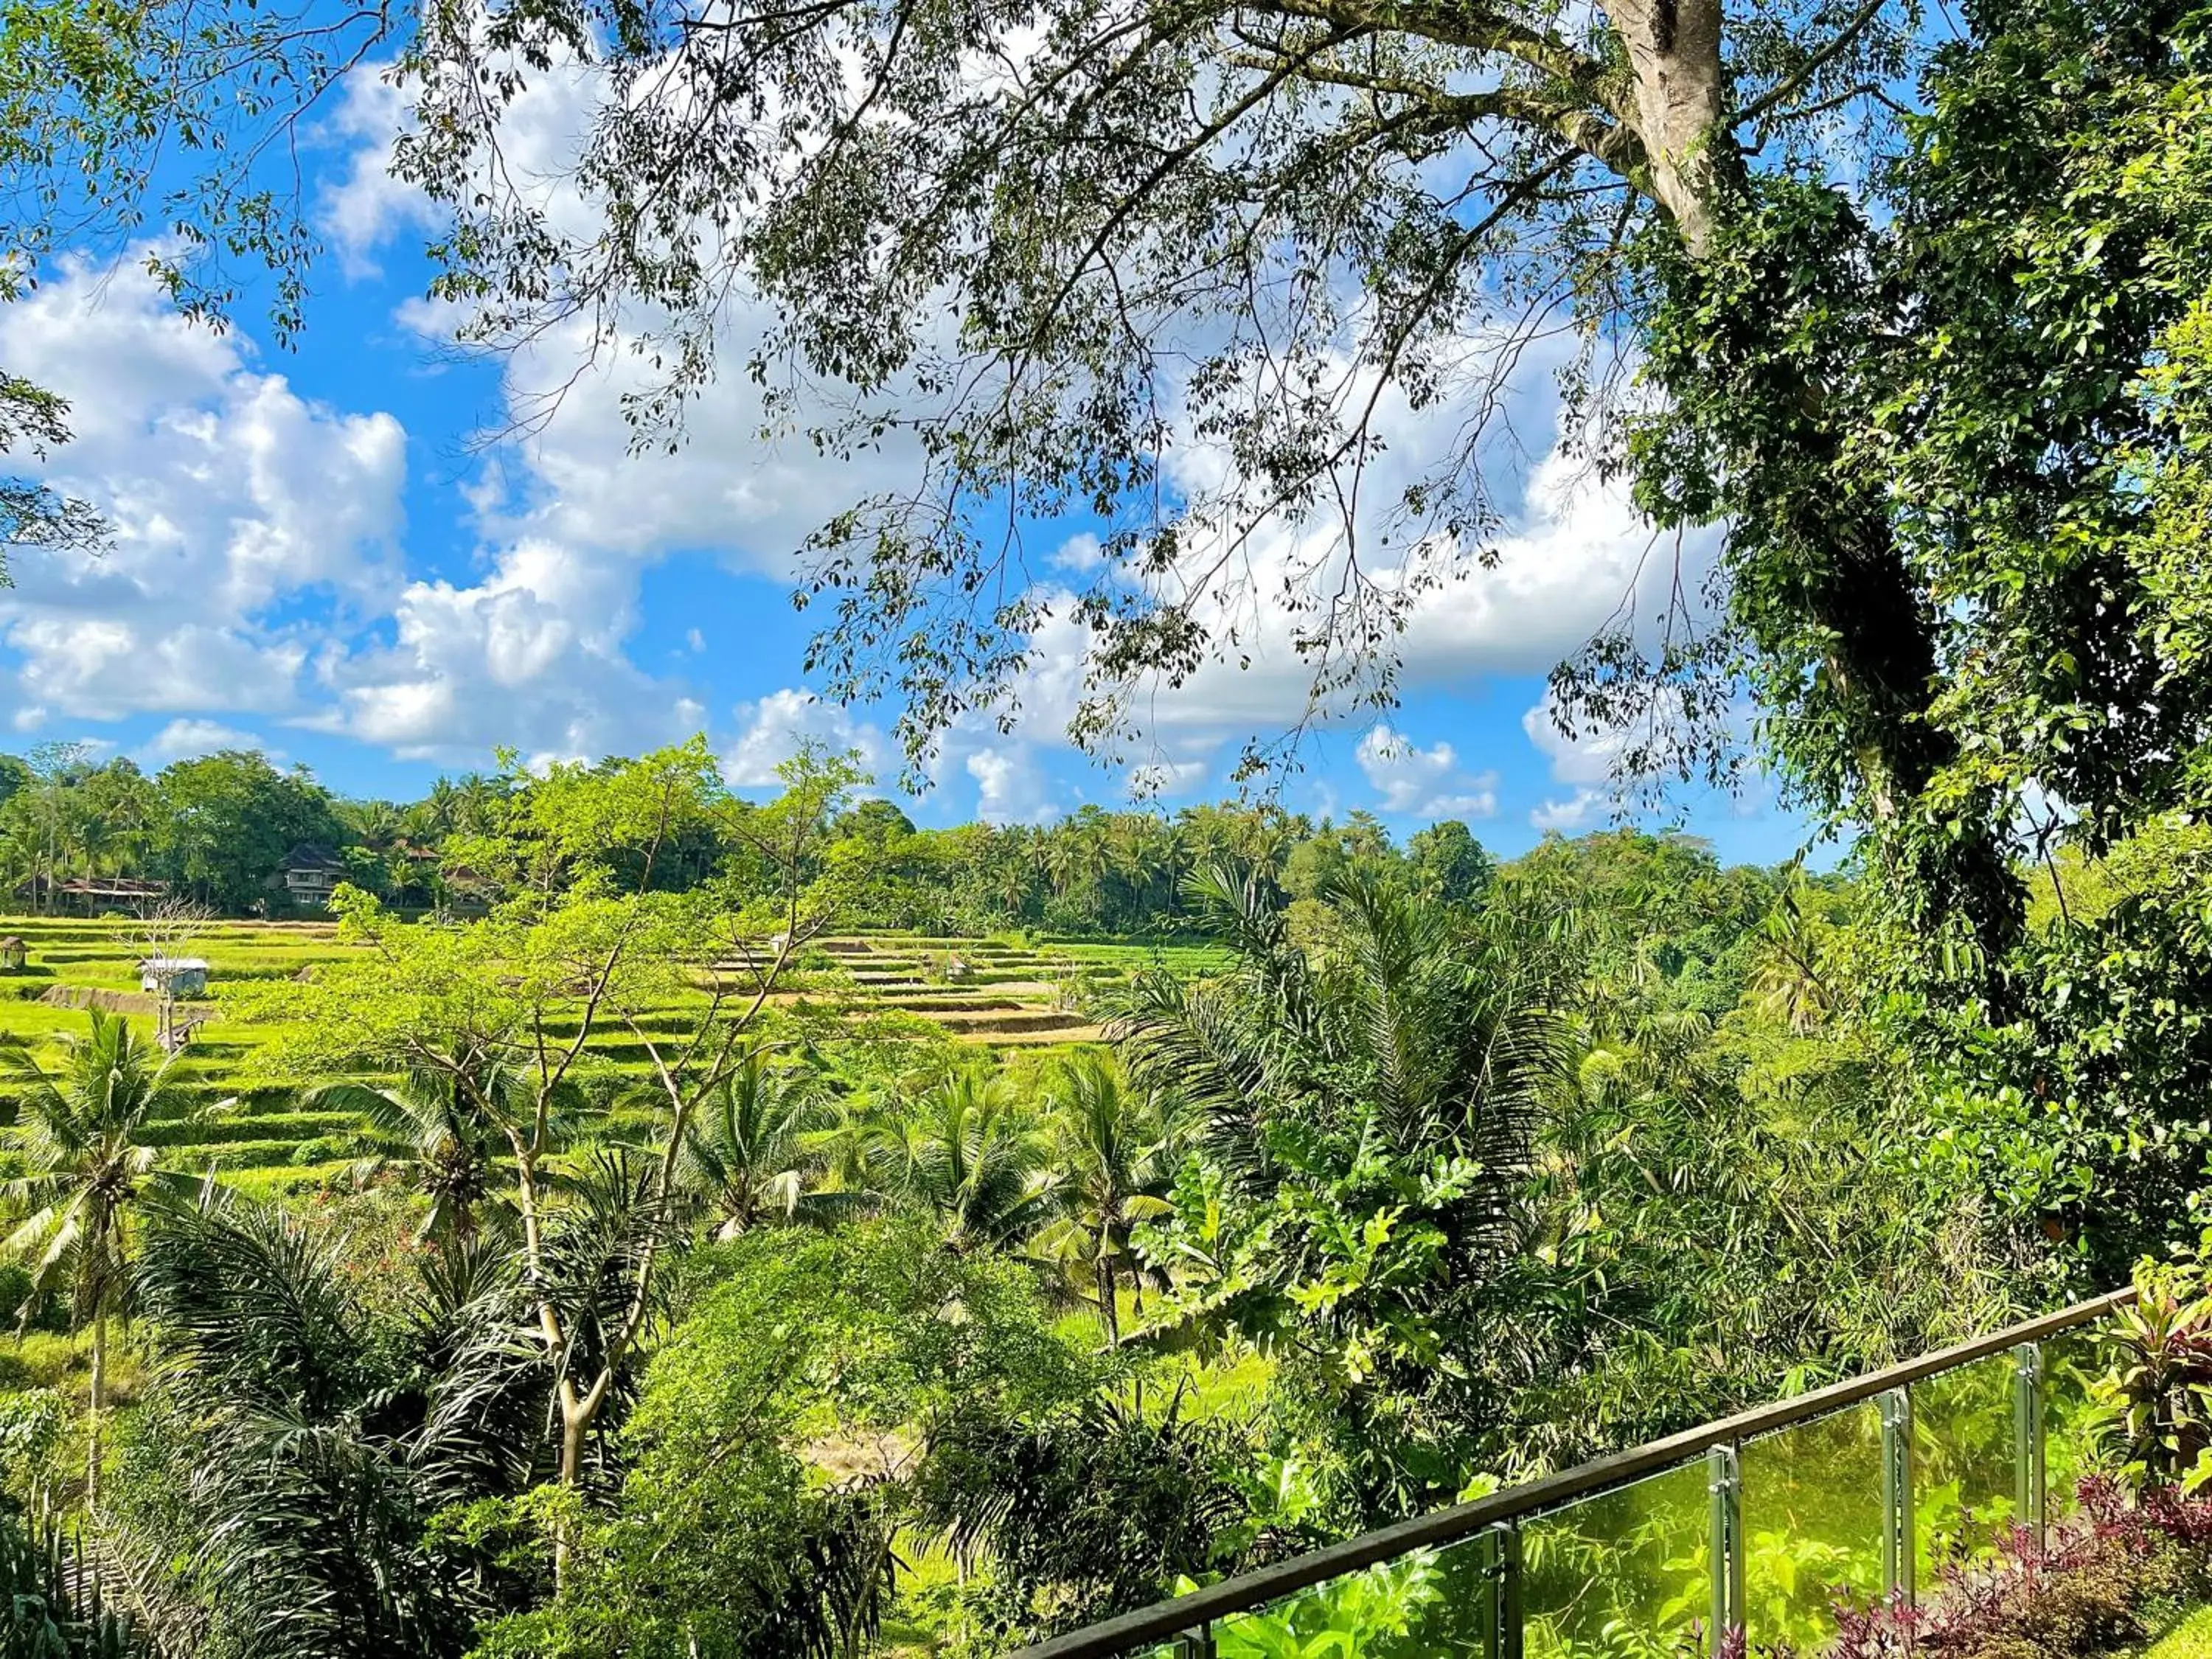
left=866, top=1070, right=1053, bottom=1253
left=303, top=1062, right=520, bottom=1243
left=124, top=1195, right=540, bottom=1657
left=1109, top=860, right=1582, bottom=1438
left=1118, top=861, right=1576, bottom=1200
left=1032, top=1055, right=1177, bottom=1345
left=1, top=1010, right=197, bottom=1505
left=344, top=799, right=405, bottom=850
left=453, top=772, right=501, bottom=835
left=676, top=1049, right=857, bottom=1236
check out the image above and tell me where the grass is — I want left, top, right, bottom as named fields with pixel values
left=2145, top=1606, right=2212, bottom=1659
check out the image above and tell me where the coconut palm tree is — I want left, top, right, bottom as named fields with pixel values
left=866, top=1070, right=1053, bottom=1253
left=1031, top=1055, right=1177, bottom=1345
left=1, top=1010, right=198, bottom=1505
left=676, top=1049, right=858, bottom=1236
left=303, top=1061, right=522, bottom=1243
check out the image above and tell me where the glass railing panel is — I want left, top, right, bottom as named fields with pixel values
left=1739, top=1401, right=1886, bottom=1655
left=2043, top=1319, right=2116, bottom=1534
left=1398, top=1531, right=1501, bottom=1659
left=1209, top=1540, right=1471, bottom=1659
left=1522, top=1461, right=1711, bottom=1659
left=1911, top=1351, right=2019, bottom=1580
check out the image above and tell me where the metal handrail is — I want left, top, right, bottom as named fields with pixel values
left=1012, top=1288, right=2137, bottom=1659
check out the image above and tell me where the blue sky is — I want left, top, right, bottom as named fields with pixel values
left=0, top=66, right=1818, bottom=869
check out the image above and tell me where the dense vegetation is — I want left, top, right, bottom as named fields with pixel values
left=9, top=0, right=2212, bottom=1655
left=0, top=737, right=2088, bottom=1657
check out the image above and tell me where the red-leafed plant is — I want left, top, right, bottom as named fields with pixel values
left=1815, top=1479, right=2212, bottom=1659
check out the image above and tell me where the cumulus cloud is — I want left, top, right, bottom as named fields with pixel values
left=319, top=72, right=445, bottom=277
left=965, top=746, right=1059, bottom=825
left=0, top=254, right=406, bottom=730
left=316, top=537, right=710, bottom=766
left=1528, top=788, right=1607, bottom=832
left=1520, top=692, right=1631, bottom=829
left=140, top=718, right=275, bottom=763
left=724, top=688, right=891, bottom=787
left=1355, top=723, right=1498, bottom=821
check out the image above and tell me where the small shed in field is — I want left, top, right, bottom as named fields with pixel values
left=0, top=937, right=25, bottom=973
left=139, top=956, right=209, bottom=998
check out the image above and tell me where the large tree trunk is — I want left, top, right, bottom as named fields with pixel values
left=1606, top=0, right=1732, bottom=253
left=1598, top=0, right=2024, bottom=974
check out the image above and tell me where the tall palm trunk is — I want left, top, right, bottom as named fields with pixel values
left=86, top=1306, right=105, bottom=1509
left=1096, top=1254, right=1120, bottom=1348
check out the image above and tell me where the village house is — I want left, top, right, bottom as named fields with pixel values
left=278, top=843, right=348, bottom=909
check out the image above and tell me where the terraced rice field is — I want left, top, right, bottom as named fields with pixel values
left=0, top=915, right=1223, bottom=1197
left=799, top=934, right=1222, bottom=1046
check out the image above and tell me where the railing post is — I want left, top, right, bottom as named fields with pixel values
left=1481, top=1520, right=1523, bottom=1659
left=1173, top=1624, right=1214, bottom=1659
left=1880, top=1387, right=1915, bottom=1607
left=1708, top=1444, right=1743, bottom=1651
left=2014, top=1340, right=2045, bottom=1551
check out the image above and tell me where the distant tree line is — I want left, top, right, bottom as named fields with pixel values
left=0, top=740, right=1791, bottom=954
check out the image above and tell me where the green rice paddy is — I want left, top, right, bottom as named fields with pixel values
left=0, top=915, right=1223, bottom=1194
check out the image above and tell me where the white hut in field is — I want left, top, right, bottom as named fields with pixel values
left=139, top=956, right=209, bottom=998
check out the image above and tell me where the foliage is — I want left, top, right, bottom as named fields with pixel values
left=2093, top=1255, right=2212, bottom=1492
left=863, top=1069, right=1055, bottom=1255
left=153, top=752, right=346, bottom=914
left=242, top=742, right=866, bottom=1522
left=1121, top=855, right=2014, bottom=1520
left=470, top=1217, right=1102, bottom=1657
left=0, top=1009, right=201, bottom=1506
left=1825, top=1478, right=2212, bottom=1659
left=0, top=1501, right=142, bottom=1657
left=1116, top=860, right=1585, bottom=1510
left=675, top=1048, right=855, bottom=1237
left=1615, top=0, right=2212, bottom=1273
left=304, top=1065, right=514, bottom=1243
left=109, top=1195, right=542, bottom=1658
left=914, top=1391, right=1258, bottom=1646
left=1029, top=1054, right=1178, bottom=1346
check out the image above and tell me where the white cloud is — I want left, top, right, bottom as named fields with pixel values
left=724, top=688, right=891, bottom=787
left=318, top=537, right=709, bottom=765
left=1521, top=694, right=1630, bottom=787
left=1522, top=693, right=1627, bottom=828
left=1355, top=723, right=1498, bottom=821
left=0, top=254, right=406, bottom=728
left=965, top=747, right=1058, bottom=825
left=1052, top=532, right=1105, bottom=574
left=1529, top=788, right=1607, bottom=832
left=319, top=71, right=443, bottom=277
left=140, top=718, right=274, bottom=763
